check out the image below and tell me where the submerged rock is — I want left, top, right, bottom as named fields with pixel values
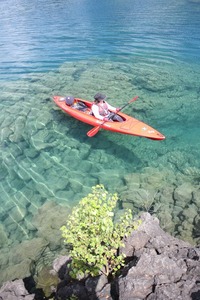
left=35, top=266, right=59, bottom=298
left=0, top=224, right=9, bottom=248
left=0, top=238, right=49, bottom=286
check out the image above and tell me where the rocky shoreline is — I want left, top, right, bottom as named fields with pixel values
left=0, top=213, right=199, bottom=300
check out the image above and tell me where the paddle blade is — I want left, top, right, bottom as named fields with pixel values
left=129, top=95, right=138, bottom=103
left=87, top=126, right=101, bottom=137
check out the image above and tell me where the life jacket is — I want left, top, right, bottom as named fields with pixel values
left=98, top=102, right=109, bottom=116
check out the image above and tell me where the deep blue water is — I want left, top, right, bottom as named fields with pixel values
left=1, top=0, right=200, bottom=80
left=0, top=0, right=200, bottom=281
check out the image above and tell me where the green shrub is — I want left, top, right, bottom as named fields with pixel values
left=60, top=184, right=141, bottom=278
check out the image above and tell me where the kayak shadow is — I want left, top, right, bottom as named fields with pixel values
left=52, top=109, right=143, bottom=167
left=69, top=124, right=143, bottom=167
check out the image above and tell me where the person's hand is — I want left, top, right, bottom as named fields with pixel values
left=116, top=107, right=121, bottom=113
left=103, top=117, right=109, bottom=121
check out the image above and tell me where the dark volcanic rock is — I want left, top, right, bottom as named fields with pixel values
left=117, top=213, right=200, bottom=300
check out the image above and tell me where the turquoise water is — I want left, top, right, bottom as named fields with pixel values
left=0, top=0, right=200, bottom=284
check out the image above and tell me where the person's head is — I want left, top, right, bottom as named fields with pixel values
left=94, top=93, right=106, bottom=104
left=65, top=96, right=75, bottom=106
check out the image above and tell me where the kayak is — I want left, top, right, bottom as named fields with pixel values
left=53, top=96, right=165, bottom=140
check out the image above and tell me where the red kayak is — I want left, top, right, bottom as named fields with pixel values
left=53, top=96, right=165, bottom=140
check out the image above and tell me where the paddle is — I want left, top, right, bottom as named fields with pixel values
left=87, top=96, right=139, bottom=137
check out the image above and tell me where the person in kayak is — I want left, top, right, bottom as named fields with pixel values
left=92, top=93, right=123, bottom=122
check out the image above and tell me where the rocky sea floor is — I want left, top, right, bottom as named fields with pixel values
left=0, top=59, right=200, bottom=286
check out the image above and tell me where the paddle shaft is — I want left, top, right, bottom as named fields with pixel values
left=119, top=96, right=138, bottom=111
left=87, top=96, right=138, bottom=137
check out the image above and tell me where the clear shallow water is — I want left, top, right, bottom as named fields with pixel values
left=0, top=0, right=200, bottom=283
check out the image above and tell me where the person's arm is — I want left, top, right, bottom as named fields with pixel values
left=92, top=104, right=104, bottom=120
left=105, top=101, right=120, bottom=113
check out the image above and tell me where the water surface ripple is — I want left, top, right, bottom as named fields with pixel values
left=1, top=0, right=200, bottom=80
